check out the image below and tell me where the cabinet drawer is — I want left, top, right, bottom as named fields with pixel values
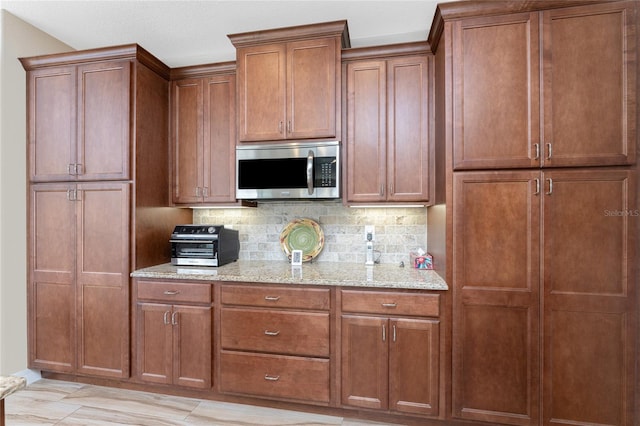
left=221, top=284, right=330, bottom=310
left=221, top=308, right=330, bottom=357
left=136, top=280, right=211, bottom=304
left=220, top=351, right=330, bottom=404
left=341, top=290, right=439, bottom=317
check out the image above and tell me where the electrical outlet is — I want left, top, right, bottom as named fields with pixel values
left=364, top=225, right=375, bottom=241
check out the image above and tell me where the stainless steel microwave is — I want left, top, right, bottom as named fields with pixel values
left=236, top=141, right=340, bottom=200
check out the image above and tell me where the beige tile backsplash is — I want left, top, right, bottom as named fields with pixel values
left=193, top=202, right=427, bottom=265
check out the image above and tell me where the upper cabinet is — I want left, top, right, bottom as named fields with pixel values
left=452, top=1, right=636, bottom=170
left=170, top=64, right=237, bottom=205
left=26, top=60, right=131, bottom=182
left=229, top=21, right=349, bottom=143
left=343, top=44, right=433, bottom=204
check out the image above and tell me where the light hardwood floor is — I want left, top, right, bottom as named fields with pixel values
left=4, top=379, right=404, bottom=425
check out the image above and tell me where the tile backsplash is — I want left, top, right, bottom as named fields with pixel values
left=193, top=202, right=427, bottom=265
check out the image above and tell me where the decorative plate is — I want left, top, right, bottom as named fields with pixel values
left=279, top=218, right=324, bottom=262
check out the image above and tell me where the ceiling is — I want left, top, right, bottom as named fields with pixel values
left=1, top=0, right=452, bottom=68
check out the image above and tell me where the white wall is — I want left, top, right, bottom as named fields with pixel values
left=0, top=10, right=72, bottom=375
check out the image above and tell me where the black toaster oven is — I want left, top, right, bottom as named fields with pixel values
left=170, top=225, right=239, bottom=267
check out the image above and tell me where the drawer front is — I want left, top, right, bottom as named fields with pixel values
left=341, top=290, right=440, bottom=317
left=136, top=280, right=211, bottom=304
left=221, top=284, right=330, bottom=310
left=220, top=351, right=330, bottom=404
left=221, top=308, right=330, bottom=357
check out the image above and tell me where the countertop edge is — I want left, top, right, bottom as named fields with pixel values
left=130, top=262, right=448, bottom=291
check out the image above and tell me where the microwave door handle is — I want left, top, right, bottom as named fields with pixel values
left=307, top=150, right=314, bottom=195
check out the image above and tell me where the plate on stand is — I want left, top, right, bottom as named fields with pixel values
left=279, top=218, right=324, bottom=262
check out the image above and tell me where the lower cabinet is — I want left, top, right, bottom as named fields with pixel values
left=340, top=290, right=440, bottom=417
left=133, top=279, right=212, bottom=389
left=29, top=182, right=130, bottom=378
left=219, top=284, right=331, bottom=404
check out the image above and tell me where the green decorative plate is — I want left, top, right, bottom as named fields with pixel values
left=279, top=218, right=324, bottom=262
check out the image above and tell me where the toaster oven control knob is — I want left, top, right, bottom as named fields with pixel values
left=208, top=226, right=215, bottom=233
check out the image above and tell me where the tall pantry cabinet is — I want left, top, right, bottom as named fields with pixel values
left=431, top=1, right=638, bottom=425
left=21, top=45, right=191, bottom=379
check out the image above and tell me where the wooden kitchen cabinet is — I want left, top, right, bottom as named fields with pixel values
left=219, top=284, right=331, bottom=404
left=171, top=70, right=237, bottom=204
left=340, top=290, right=440, bottom=417
left=451, top=2, right=636, bottom=170
left=26, top=60, right=131, bottom=182
left=22, top=45, right=193, bottom=380
left=452, top=171, right=541, bottom=425
left=229, top=21, right=348, bottom=142
left=134, top=280, right=212, bottom=389
left=344, top=48, right=432, bottom=203
left=452, top=168, right=636, bottom=426
left=29, top=182, right=130, bottom=378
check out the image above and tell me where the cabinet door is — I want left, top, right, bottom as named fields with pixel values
left=76, top=182, right=130, bottom=378
left=172, top=78, right=204, bottom=204
left=341, top=315, right=388, bottom=410
left=542, top=169, right=636, bottom=426
left=389, top=318, right=439, bottom=416
left=542, top=2, right=636, bottom=167
left=452, top=13, right=540, bottom=170
left=346, top=60, right=387, bottom=202
left=77, top=61, right=131, bottom=180
left=387, top=56, right=431, bottom=202
left=135, top=302, right=173, bottom=385
left=28, top=67, right=77, bottom=182
left=452, top=171, right=541, bottom=425
left=287, top=38, right=336, bottom=139
left=237, top=44, right=286, bottom=141
left=203, top=74, right=237, bottom=203
left=29, top=183, right=76, bottom=372
left=172, top=305, right=212, bottom=389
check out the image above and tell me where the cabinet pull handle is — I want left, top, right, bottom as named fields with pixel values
left=163, top=290, right=180, bottom=295
left=287, top=121, right=291, bottom=134
left=381, top=303, right=397, bottom=308
left=264, top=374, right=280, bottom=381
left=71, top=189, right=79, bottom=201
left=264, top=296, right=280, bottom=302
left=380, top=184, right=384, bottom=196
left=545, top=178, right=553, bottom=195
left=389, top=183, right=394, bottom=195
left=195, top=187, right=201, bottom=197
left=382, top=324, right=386, bottom=342
left=546, top=143, right=552, bottom=160
left=163, top=311, right=171, bottom=325
left=171, top=311, right=178, bottom=326
left=75, top=164, right=82, bottom=175
left=534, top=143, right=540, bottom=160
left=393, top=324, right=397, bottom=342
left=534, top=178, right=540, bottom=195
left=68, top=164, right=75, bottom=175
left=66, top=189, right=74, bottom=201
left=264, top=330, right=280, bottom=336
left=203, top=187, right=209, bottom=197
left=278, top=121, right=283, bottom=134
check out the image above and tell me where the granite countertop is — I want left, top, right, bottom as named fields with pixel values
left=131, top=261, right=448, bottom=291
left=0, top=375, right=26, bottom=400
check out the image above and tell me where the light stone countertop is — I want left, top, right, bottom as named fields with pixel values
left=0, top=375, right=26, bottom=400
left=131, top=261, right=448, bottom=291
